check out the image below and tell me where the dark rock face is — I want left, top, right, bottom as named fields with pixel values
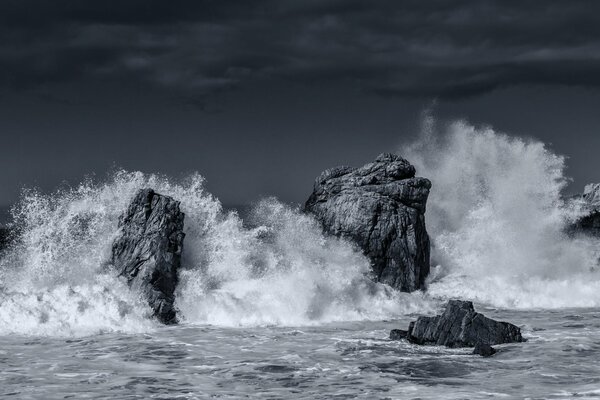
left=406, top=300, right=524, bottom=347
left=111, top=189, right=185, bottom=324
left=473, top=343, right=496, bottom=357
left=304, top=153, right=431, bottom=292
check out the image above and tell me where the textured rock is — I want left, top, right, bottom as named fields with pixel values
left=304, top=153, right=431, bottom=292
left=406, top=300, right=524, bottom=347
left=111, top=189, right=185, bottom=324
left=473, top=343, right=496, bottom=357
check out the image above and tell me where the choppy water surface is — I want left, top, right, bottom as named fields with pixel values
left=2, top=307, right=600, bottom=399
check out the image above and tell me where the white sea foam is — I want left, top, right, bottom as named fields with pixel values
left=0, top=171, right=431, bottom=336
left=402, top=114, right=600, bottom=308
left=175, top=198, right=431, bottom=326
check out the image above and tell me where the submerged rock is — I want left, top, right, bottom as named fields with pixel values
left=404, top=300, right=524, bottom=347
left=111, top=189, right=185, bottom=324
left=304, top=153, right=431, bottom=292
left=389, top=329, right=408, bottom=341
left=473, top=343, right=496, bottom=357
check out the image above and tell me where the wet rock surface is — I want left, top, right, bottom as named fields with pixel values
left=111, top=189, right=185, bottom=324
left=304, top=153, right=431, bottom=292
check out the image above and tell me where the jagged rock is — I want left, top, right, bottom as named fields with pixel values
left=111, top=189, right=185, bottom=324
left=405, top=300, right=524, bottom=347
left=569, top=184, right=600, bottom=237
left=473, top=343, right=496, bottom=357
left=304, top=153, right=431, bottom=292
left=389, top=329, right=408, bottom=340
left=582, top=183, right=600, bottom=206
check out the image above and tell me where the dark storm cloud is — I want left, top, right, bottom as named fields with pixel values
left=2, top=0, right=600, bottom=99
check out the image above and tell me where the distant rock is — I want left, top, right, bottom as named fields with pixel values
left=111, top=189, right=185, bottom=324
left=403, top=300, right=524, bottom=347
left=304, top=153, right=431, bottom=292
left=473, top=343, right=496, bottom=357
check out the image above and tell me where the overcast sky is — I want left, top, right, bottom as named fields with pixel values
left=2, top=0, right=600, bottom=209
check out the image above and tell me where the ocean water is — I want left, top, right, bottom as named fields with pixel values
left=1, top=119, right=600, bottom=399
left=2, top=307, right=600, bottom=399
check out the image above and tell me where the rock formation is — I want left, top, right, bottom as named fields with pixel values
left=304, top=153, right=431, bottom=292
left=111, top=189, right=185, bottom=324
left=392, top=300, right=524, bottom=348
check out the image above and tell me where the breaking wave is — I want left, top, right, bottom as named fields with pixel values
left=402, top=113, right=600, bottom=308
left=2, top=114, right=600, bottom=336
left=0, top=171, right=430, bottom=336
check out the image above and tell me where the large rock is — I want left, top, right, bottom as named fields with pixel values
left=304, top=153, right=431, bottom=292
left=111, top=189, right=185, bottom=324
left=404, top=300, right=524, bottom=347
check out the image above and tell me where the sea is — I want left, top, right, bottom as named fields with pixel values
left=1, top=120, right=600, bottom=399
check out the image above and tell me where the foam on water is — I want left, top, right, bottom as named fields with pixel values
left=402, top=113, right=600, bottom=308
left=175, top=198, right=430, bottom=326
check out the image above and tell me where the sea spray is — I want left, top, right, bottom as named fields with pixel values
left=0, top=171, right=185, bottom=336
left=0, top=171, right=431, bottom=336
left=3, top=117, right=599, bottom=337
left=175, top=198, right=430, bottom=326
left=402, top=116, right=600, bottom=308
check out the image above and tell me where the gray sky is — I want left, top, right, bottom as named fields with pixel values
left=1, top=0, right=600, bottom=208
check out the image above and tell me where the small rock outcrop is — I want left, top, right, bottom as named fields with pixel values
left=304, top=153, right=431, bottom=292
left=111, top=189, right=185, bottom=324
left=389, top=329, right=408, bottom=341
left=473, top=343, right=496, bottom=357
left=400, top=300, right=524, bottom=348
